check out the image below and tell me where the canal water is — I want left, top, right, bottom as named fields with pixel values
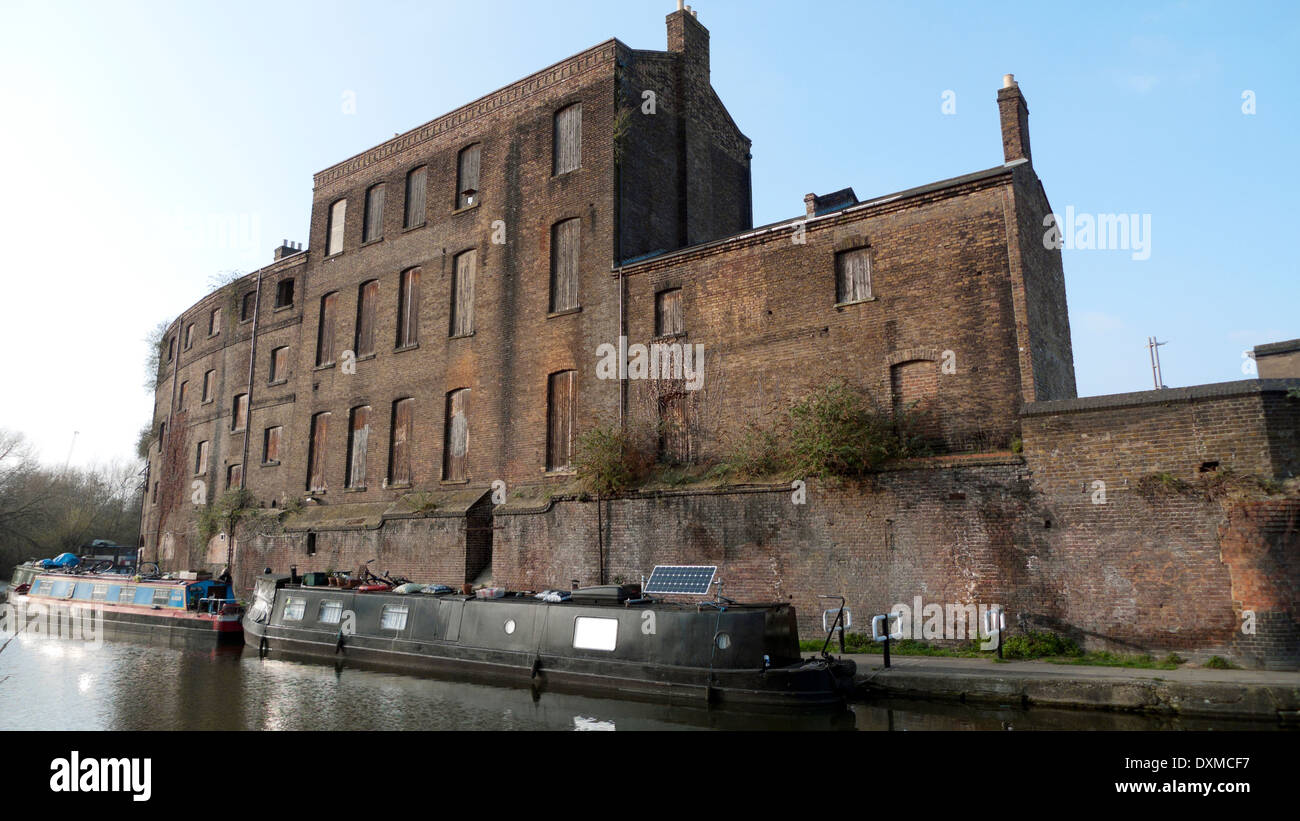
left=0, top=635, right=1281, bottom=731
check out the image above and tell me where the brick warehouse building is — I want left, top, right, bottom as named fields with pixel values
left=141, top=8, right=1300, bottom=667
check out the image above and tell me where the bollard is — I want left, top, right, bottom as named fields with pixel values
left=871, top=613, right=893, bottom=668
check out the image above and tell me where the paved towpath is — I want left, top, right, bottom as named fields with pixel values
left=839, top=653, right=1300, bottom=722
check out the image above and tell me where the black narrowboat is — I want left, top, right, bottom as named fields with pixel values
left=244, top=572, right=855, bottom=709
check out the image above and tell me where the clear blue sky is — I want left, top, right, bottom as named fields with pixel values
left=0, top=0, right=1295, bottom=467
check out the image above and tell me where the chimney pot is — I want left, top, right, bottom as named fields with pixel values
left=1003, top=73, right=1016, bottom=88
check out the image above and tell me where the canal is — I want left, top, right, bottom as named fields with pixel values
left=0, top=635, right=1281, bottom=731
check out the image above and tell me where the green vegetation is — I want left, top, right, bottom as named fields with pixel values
left=197, top=488, right=256, bottom=544
left=801, top=628, right=1195, bottom=671
left=1202, top=655, right=1239, bottom=669
left=786, top=380, right=926, bottom=479
left=573, top=422, right=654, bottom=497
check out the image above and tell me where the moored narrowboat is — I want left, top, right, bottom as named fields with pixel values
left=244, top=568, right=855, bottom=709
left=12, top=568, right=243, bottom=648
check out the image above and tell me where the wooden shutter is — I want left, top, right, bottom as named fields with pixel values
left=837, top=247, right=871, bottom=303
left=658, top=393, right=689, bottom=464
left=363, top=185, right=384, bottom=242
left=241, top=292, right=255, bottom=321
left=656, top=289, right=683, bottom=336
left=178, top=381, right=187, bottom=408
left=227, top=463, right=242, bottom=490
left=317, top=292, right=337, bottom=366
left=390, top=398, right=412, bottom=485
left=546, top=371, right=575, bottom=471
left=264, top=426, right=282, bottom=463
left=444, top=389, right=469, bottom=481
left=202, top=370, right=214, bottom=402
left=328, top=199, right=346, bottom=255
left=404, top=167, right=427, bottom=228
left=210, top=308, right=222, bottom=335
left=457, top=145, right=481, bottom=209
left=398, top=267, right=421, bottom=347
left=232, top=394, right=248, bottom=431
left=196, top=441, right=209, bottom=475
left=356, top=280, right=378, bottom=357
left=554, top=104, right=581, bottom=174
left=451, top=250, right=476, bottom=336
left=270, top=346, right=287, bottom=382
left=308, top=413, right=330, bottom=491
left=550, top=218, right=580, bottom=312
left=348, top=405, right=370, bottom=488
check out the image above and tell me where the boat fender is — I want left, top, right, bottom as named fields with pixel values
left=530, top=656, right=542, bottom=679
left=335, top=631, right=346, bottom=654
left=258, top=636, right=268, bottom=655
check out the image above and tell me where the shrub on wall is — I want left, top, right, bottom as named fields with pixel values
left=786, top=380, right=924, bottom=479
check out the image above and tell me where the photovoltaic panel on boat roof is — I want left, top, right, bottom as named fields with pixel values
left=645, top=565, right=716, bottom=596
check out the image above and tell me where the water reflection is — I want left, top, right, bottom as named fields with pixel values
left=0, top=636, right=1287, bottom=731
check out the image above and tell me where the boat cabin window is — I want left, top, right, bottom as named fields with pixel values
left=283, top=598, right=306, bottom=621
left=380, top=605, right=408, bottom=631
left=35, top=580, right=53, bottom=596
left=91, top=584, right=108, bottom=602
left=318, top=600, right=343, bottom=624
left=118, top=586, right=136, bottom=603
left=572, top=617, right=618, bottom=651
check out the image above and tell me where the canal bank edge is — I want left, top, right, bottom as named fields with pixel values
left=847, top=655, right=1300, bottom=724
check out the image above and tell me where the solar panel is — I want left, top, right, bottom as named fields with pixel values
left=644, top=565, right=716, bottom=596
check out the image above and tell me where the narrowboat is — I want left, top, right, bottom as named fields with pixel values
left=244, top=568, right=856, bottom=709
left=12, top=568, right=243, bottom=648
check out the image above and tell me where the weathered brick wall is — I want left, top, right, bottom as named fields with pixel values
left=1021, top=381, right=1299, bottom=496
left=619, top=171, right=1026, bottom=457
left=492, top=460, right=1296, bottom=667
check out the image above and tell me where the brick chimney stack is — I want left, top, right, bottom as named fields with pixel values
left=273, top=240, right=302, bottom=261
left=667, top=1, right=709, bottom=84
left=997, top=73, right=1032, bottom=165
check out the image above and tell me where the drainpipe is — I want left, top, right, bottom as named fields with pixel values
left=232, top=266, right=265, bottom=587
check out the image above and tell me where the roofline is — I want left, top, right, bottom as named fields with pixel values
left=613, top=159, right=1025, bottom=273
left=1021, top=378, right=1300, bottom=417
left=1254, top=338, right=1300, bottom=357
left=313, top=38, right=620, bottom=189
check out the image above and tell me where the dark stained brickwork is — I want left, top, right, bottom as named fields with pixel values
left=140, top=11, right=1299, bottom=668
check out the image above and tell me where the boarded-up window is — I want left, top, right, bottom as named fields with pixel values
left=307, top=412, right=330, bottom=492
left=443, top=389, right=469, bottom=481
left=166, top=337, right=175, bottom=362
left=655, top=288, right=683, bottom=336
left=404, top=167, right=427, bottom=229
left=554, top=103, right=581, bottom=175
left=269, top=346, right=288, bottom=382
left=195, top=440, right=209, bottom=475
left=232, top=394, right=248, bottom=431
left=550, top=218, right=580, bottom=312
left=389, top=398, right=413, bottom=485
left=209, top=308, right=222, bottom=336
left=355, top=279, right=378, bottom=357
left=657, top=392, right=690, bottom=464
left=327, top=199, right=346, bottom=255
left=227, top=463, right=242, bottom=490
left=263, top=426, right=283, bottom=464
left=397, top=267, right=421, bottom=347
left=202, top=370, right=215, bottom=402
left=836, top=247, right=872, bottom=303
left=184, top=324, right=194, bottom=350
left=241, top=292, right=256, bottom=321
left=316, top=292, right=338, bottom=366
left=546, top=370, right=575, bottom=471
left=275, top=279, right=295, bottom=308
left=456, top=144, right=480, bottom=209
left=890, top=359, right=940, bottom=439
left=346, top=405, right=370, bottom=489
left=450, top=250, right=476, bottom=337
left=177, top=381, right=188, bottom=408
left=151, top=482, right=159, bottom=504
left=363, top=185, right=384, bottom=242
